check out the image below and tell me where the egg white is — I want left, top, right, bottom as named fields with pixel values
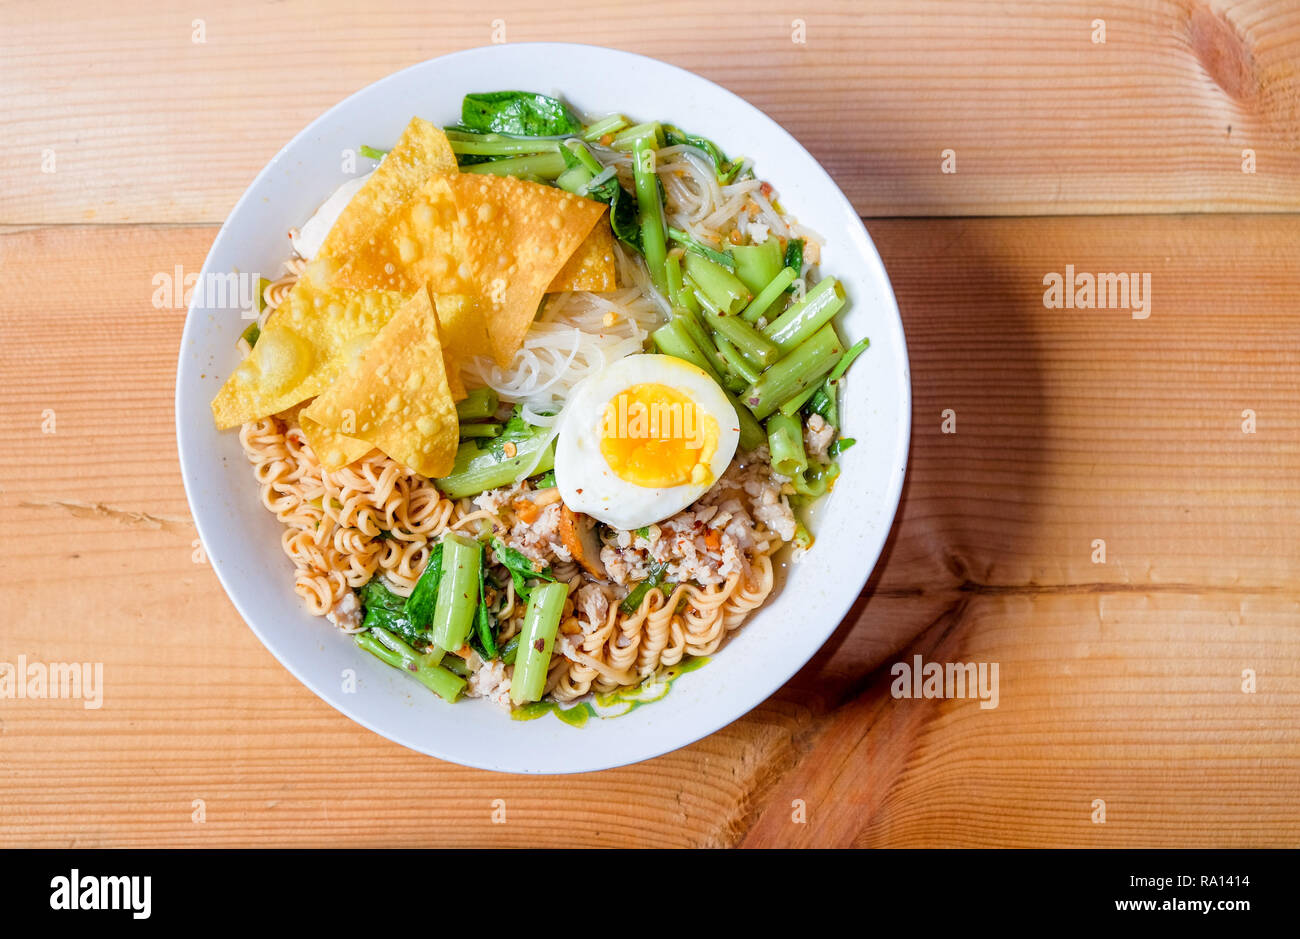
left=554, top=354, right=741, bottom=530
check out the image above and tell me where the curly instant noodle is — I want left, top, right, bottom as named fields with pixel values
left=240, top=412, right=781, bottom=695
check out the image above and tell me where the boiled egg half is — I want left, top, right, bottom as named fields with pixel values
left=554, top=354, right=740, bottom=530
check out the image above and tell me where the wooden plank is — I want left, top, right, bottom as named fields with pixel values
left=1, top=217, right=1298, bottom=846
left=741, top=591, right=1300, bottom=847
left=3, top=0, right=1300, bottom=224
left=870, top=214, right=1300, bottom=594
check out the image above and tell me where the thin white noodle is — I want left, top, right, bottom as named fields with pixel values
left=748, top=188, right=790, bottom=236
left=580, top=165, right=617, bottom=194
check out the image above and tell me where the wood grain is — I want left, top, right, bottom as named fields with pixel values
left=3, top=0, right=1300, bottom=224
left=1, top=216, right=1297, bottom=846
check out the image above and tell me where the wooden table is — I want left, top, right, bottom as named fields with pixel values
left=2, top=0, right=1297, bottom=848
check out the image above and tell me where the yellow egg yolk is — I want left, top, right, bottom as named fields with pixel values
left=599, top=383, right=719, bottom=488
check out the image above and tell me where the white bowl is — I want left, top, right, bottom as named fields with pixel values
left=176, top=43, right=911, bottom=773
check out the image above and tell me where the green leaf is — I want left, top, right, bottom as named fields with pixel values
left=607, top=184, right=642, bottom=253
left=359, top=578, right=405, bottom=613
left=531, top=469, right=556, bottom=489
left=619, top=561, right=670, bottom=614
left=582, top=172, right=640, bottom=254
left=559, top=143, right=584, bottom=171
left=402, top=542, right=444, bottom=633
left=668, top=227, right=736, bottom=270
left=360, top=606, right=416, bottom=640
left=783, top=239, right=804, bottom=291
left=489, top=537, right=555, bottom=603
left=240, top=321, right=261, bottom=348
left=828, top=437, right=856, bottom=457
left=461, top=91, right=581, bottom=137
left=805, top=378, right=838, bottom=428
left=359, top=144, right=389, bottom=160
left=455, top=151, right=498, bottom=167
left=474, top=543, right=498, bottom=659
left=359, top=580, right=430, bottom=648
left=500, top=634, right=521, bottom=666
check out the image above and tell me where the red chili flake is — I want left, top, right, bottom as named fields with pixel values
left=533, top=638, right=545, bottom=652
left=759, top=182, right=774, bottom=198
left=576, top=488, right=584, bottom=494
left=407, top=664, right=418, bottom=672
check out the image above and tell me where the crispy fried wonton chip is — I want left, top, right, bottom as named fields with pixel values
left=212, top=117, right=458, bottom=429
left=433, top=293, right=492, bottom=402
left=299, top=286, right=459, bottom=478
left=334, top=173, right=607, bottom=366
left=332, top=175, right=460, bottom=294
left=211, top=284, right=405, bottom=429
left=305, top=116, right=458, bottom=284
left=546, top=216, right=616, bottom=293
left=298, top=414, right=374, bottom=470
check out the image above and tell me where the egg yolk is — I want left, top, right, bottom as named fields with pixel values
left=599, top=383, right=719, bottom=489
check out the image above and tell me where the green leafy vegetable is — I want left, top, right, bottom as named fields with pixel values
left=461, top=91, right=581, bottom=137
left=240, top=321, right=261, bottom=348
left=783, top=239, right=805, bottom=291
left=667, top=227, right=736, bottom=270
left=453, top=151, right=497, bottom=167
left=355, top=627, right=465, bottom=701
left=583, top=172, right=641, bottom=254
left=554, top=138, right=642, bottom=252
left=489, top=537, right=556, bottom=603
left=359, top=144, right=389, bottom=160
left=805, top=378, right=838, bottom=428
left=829, top=437, right=856, bottom=457
left=605, top=183, right=642, bottom=254
left=359, top=579, right=427, bottom=647
left=500, top=634, right=521, bottom=666
left=438, top=654, right=471, bottom=678
left=359, top=578, right=404, bottom=613
left=357, top=544, right=447, bottom=649
left=532, top=469, right=556, bottom=489
left=473, top=542, right=498, bottom=659
left=620, top=562, right=670, bottom=614
left=403, top=542, right=444, bottom=633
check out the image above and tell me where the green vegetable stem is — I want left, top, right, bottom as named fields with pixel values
left=430, top=532, right=482, bottom=653
left=509, top=581, right=570, bottom=704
